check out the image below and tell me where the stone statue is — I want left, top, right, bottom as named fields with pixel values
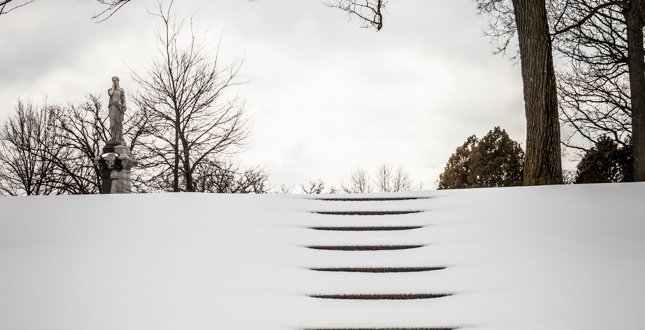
left=108, top=76, right=126, bottom=143
left=94, top=75, right=137, bottom=194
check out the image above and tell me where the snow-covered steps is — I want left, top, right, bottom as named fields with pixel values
left=302, top=196, right=451, bottom=330
left=302, top=328, right=455, bottom=330
left=1, top=183, right=644, bottom=330
left=310, top=267, right=446, bottom=273
left=307, top=245, right=425, bottom=251
left=309, top=294, right=452, bottom=300
left=312, top=197, right=432, bottom=201
left=310, top=226, right=424, bottom=231
left=313, top=210, right=425, bottom=215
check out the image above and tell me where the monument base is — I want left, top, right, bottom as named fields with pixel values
left=94, top=141, right=137, bottom=194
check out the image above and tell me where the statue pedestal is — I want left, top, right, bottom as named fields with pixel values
left=94, top=141, right=137, bottom=194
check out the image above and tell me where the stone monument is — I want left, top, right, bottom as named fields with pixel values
left=94, top=76, right=137, bottom=194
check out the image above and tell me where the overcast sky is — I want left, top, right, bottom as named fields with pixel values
left=1, top=0, right=574, bottom=190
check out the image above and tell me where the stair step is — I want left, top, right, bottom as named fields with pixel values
left=310, top=226, right=423, bottom=231
left=312, top=197, right=432, bottom=201
left=308, top=293, right=451, bottom=300
left=309, top=267, right=445, bottom=273
left=312, top=210, right=424, bottom=216
left=302, top=328, right=455, bottom=330
left=307, top=245, right=424, bottom=251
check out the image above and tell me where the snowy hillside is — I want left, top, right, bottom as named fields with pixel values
left=1, top=183, right=644, bottom=330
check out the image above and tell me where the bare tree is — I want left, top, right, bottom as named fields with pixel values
left=558, top=61, right=632, bottom=150
left=277, top=183, right=295, bottom=194
left=0, top=95, right=146, bottom=195
left=335, top=164, right=416, bottom=194
left=373, top=162, right=392, bottom=192
left=0, top=100, right=56, bottom=196
left=341, top=167, right=372, bottom=193
left=548, top=0, right=645, bottom=181
left=301, top=179, right=325, bottom=194
left=373, top=162, right=413, bottom=192
left=288, top=164, right=415, bottom=195
left=191, top=158, right=270, bottom=193
left=46, top=99, right=105, bottom=194
left=130, top=1, right=251, bottom=192
left=46, top=94, right=147, bottom=194
left=391, top=166, right=412, bottom=192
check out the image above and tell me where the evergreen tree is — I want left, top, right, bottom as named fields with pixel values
left=438, top=127, right=524, bottom=189
left=437, top=135, right=478, bottom=189
left=575, top=136, right=633, bottom=183
left=470, top=127, right=524, bottom=187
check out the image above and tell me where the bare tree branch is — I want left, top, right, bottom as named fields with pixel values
left=129, top=1, right=252, bottom=192
left=552, top=0, right=634, bottom=154
left=325, top=0, right=387, bottom=31
left=0, top=0, right=34, bottom=15
left=92, top=0, right=131, bottom=22
left=552, top=0, right=629, bottom=36
left=302, top=179, right=325, bottom=194
left=0, top=0, right=129, bottom=20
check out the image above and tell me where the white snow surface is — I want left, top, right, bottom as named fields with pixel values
left=1, top=183, right=644, bottom=330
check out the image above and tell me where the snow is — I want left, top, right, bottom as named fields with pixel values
left=1, top=183, right=644, bottom=330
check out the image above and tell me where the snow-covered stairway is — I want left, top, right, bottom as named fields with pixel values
left=296, top=196, right=456, bottom=330
left=2, top=184, right=645, bottom=330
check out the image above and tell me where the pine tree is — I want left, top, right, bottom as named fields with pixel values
left=575, top=136, right=633, bottom=183
left=469, top=127, right=524, bottom=187
left=438, top=127, right=524, bottom=189
left=437, top=135, right=478, bottom=189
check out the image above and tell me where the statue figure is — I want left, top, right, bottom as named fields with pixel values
left=108, top=76, right=126, bottom=143
left=94, top=75, right=137, bottom=194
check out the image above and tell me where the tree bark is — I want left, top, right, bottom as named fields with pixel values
left=625, top=0, right=645, bottom=181
left=512, top=0, right=563, bottom=185
left=173, top=120, right=180, bottom=192
left=181, top=138, right=194, bottom=192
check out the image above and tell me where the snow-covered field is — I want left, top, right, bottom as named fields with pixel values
left=1, top=183, right=644, bottom=330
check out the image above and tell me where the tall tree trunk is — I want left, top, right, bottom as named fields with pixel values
left=181, top=139, right=194, bottom=192
left=173, top=120, right=180, bottom=192
left=625, top=0, right=645, bottom=181
left=512, top=0, right=563, bottom=185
